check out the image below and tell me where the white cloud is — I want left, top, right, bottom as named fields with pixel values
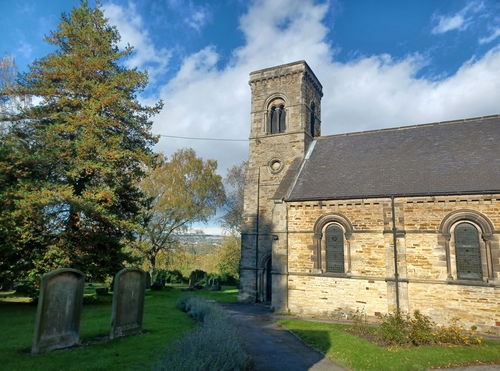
left=432, top=14, right=466, bottom=34
left=187, top=9, right=210, bottom=31
left=149, top=0, right=500, bottom=178
left=102, top=2, right=171, bottom=83
left=166, top=0, right=211, bottom=31
left=431, top=1, right=484, bottom=34
left=479, top=27, right=500, bottom=44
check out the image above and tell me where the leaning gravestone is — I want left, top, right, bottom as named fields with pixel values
left=110, top=268, right=146, bottom=339
left=32, top=268, right=84, bottom=354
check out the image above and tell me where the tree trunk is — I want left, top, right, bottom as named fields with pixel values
left=148, top=253, right=156, bottom=283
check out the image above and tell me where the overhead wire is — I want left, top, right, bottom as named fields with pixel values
left=156, top=134, right=247, bottom=142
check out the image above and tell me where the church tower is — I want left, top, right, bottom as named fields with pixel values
left=239, top=61, right=323, bottom=308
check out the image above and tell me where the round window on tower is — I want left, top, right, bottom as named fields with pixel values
left=268, top=158, right=284, bottom=174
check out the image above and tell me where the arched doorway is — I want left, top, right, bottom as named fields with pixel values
left=265, top=257, right=272, bottom=303
left=258, top=255, right=272, bottom=304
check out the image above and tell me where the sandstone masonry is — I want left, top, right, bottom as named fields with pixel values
left=239, top=61, right=500, bottom=336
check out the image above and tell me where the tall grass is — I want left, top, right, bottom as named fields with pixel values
left=155, top=296, right=251, bottom=371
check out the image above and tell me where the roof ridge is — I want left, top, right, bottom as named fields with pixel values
left=318, top=114, right=500, bottom=139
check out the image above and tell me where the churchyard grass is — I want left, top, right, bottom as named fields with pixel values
left=0, top=287, right=200, bottom=371
left=279, top=319, right=500, bottom=371
left=192, top=286, right=239, bottom=303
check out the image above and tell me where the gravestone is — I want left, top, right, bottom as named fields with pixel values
left=211, top=277, right=221, bottom=291
left=110, top=268, right=146, bottom=339
left=32, top=268, right=84, bottom=354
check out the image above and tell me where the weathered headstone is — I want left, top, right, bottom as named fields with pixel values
left=188, top=269, right=206, bottom=288
left=32, top=268, right=84, bottom=354
left=110, top=268, right=146, bottom=339
left=211, top=277, right=221, bottom=291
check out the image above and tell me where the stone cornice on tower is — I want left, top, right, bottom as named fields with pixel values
left=249, top=60, right=323, bottom=97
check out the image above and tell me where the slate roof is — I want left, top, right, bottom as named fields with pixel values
left=286, top=115, right=500, bottom=201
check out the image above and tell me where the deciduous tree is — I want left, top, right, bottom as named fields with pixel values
left=216, top=234, right=241, bottom=280
left=220, top=161, right=247, bottom=232
left=214, top=161, right=248, bottom=283
left=138, top=149, right=225, bottom=279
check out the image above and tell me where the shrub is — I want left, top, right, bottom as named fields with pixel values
left=152, top=270, right=167, bottom=287
left=219, top=273, right=239, bottom=286
left=408, top=310, right=435, bottom=345
left=165, top=270, right=185, bottom=283
left=158, top=297, right=250, bottom=371
left=380, top=311, right=410, bottom=345
left=347, top=309, right=381, bottom=342
left=379, top=311, right=435, bottom=346
left=433, top=318, right=482, bottom=345
left=177, top=295, right=217, bottom=323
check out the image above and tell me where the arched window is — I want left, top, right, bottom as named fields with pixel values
left=325, top=224, right=344, bottom=273
left=312, top=213, right=353, bottom=274
left=439, top=210, right=496, bottom=282
left=454, top=222, right=482, bottom=280
left=269, top=106, right=278, bottom=134
left=278, top=104, right=286, bottom=132
left=310, top=102, right=315, bottom=137
left=268, top=99, right=286, bottom=134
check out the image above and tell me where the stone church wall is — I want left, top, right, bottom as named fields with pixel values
left=286, top=194, right=500, bottom=335
left=288, top=275, right=388, bottom=320
left=408, top=282, right=497, bottom=334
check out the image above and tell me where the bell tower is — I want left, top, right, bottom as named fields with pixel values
left=239, top=61, right=323, bottom=306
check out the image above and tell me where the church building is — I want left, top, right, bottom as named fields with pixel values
left=239, top=60, right=500, bottom=335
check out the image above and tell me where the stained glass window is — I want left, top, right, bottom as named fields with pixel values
left=455, top=222, right=482, bottom=280
left=326, top=225, right=344, bottom=273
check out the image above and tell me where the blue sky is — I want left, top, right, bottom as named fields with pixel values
left=1, top=0, right=500, bottom=233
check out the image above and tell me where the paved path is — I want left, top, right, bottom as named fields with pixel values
left=220, top=303, right=347, bottom=371
left=219, top=302, right=499, bottom=371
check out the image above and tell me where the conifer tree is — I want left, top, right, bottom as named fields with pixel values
left=0, top=1, right=162, bottom=292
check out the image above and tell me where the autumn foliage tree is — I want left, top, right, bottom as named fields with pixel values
left=220, top=161, right=247, bottom=232
left=214, top=161, right=248, bottom=282
left=137, top=149, right=225, bottom=279
left=0, top=1, right=161, bottom=293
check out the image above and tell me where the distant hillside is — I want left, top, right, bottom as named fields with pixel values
left=175, top=234, right=224, bottom=255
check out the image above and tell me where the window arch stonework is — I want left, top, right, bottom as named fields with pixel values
left=439, top=210, right=495, bottom=282
left=312, top=213, right=353, bottom=275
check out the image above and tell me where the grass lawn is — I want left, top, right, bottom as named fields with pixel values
left=191, top=286, right=239, bottom=303
left=0, top=285, right=237, bottom=371
left=279, top=319, right=500, bottom=371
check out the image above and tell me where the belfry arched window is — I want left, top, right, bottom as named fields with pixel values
left=268, top=99, right=286, bottom=134
left=310, top=102, right=315, bottom=137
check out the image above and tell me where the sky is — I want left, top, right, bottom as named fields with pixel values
left=1, top=0, right=500, bottom=234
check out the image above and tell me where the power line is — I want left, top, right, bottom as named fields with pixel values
left=157, top=134, right=248, bottom=142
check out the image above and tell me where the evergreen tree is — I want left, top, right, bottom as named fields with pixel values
left=0, top=1, right=162, bottom=293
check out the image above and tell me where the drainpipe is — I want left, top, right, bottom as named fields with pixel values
left=255, top=167, right=260, bottom=302
left=391, top=196, right=400, bottom=312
